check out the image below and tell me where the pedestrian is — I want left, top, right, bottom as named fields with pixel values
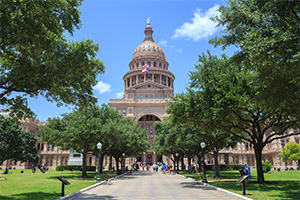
left=244, top=164, right=252, bottom=179
left=162, top=163, right=167, bottom=174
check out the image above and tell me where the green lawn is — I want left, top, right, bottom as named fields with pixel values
left=180, top=170, right=300, bottom=200
left=0, top=169, right=116, bottom=200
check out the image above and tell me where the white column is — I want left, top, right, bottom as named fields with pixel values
left=130, top=77, right=132, bottom=87
left=136, top=75, right=138, bottom=84
left=160, top=75, right=162, bottom=84
left=166, top=76, right=168, bottom=86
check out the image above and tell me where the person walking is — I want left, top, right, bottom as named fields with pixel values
left=244, top=164, right=252, bottom=179
left=162, top=163, right=167, bottom=174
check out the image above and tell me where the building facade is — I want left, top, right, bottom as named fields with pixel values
left=1, top=23, right=299, bottom=170
left=108, top=21, right=175, bottom=164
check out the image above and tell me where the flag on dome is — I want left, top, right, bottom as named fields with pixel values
left=142, top=64, right=149, bottom=69
left=142, top=68, right=149, bottom=74
left=142, top=63, right=149, bottom=74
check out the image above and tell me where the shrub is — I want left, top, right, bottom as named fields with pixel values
left=262, top=160, right=273, bottom=173
left=208, top=164, right=244, bottom=171
left=56, top=165, right=96, bottom=171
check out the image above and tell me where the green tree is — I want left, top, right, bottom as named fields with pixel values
left=210, top=0, right=300, bottom=118
left=0, top=115, right=39, bottom=170
left=39, top=104, right=111, bottom=177
left=167, top=92, right=238, bottom=177
left=169, top=51, right=300, bottom=183
left=0, top=0, right=105, bottom=118
left=280, top=141, right=300, bottom=164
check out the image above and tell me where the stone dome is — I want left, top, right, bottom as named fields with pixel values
left=132, top=23, right=165, bottom=60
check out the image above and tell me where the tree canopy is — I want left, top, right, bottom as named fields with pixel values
left=0, top=0, right=105, bottom=118
left=280, top=141, right=300, bottom=163
left=167, top=50, right=299, bottom=182
left=210, top=0, right=300, bottom=117
left=0, top=115, right=39, bottom=166
left=39, top=104, right=149, bottom=176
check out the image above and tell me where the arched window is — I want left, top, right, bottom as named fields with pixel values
left=137, top=63, right=139, bottom=68
left=159, top=63, right=161, bottom=68
left=153, top=62, right=156, bottom=67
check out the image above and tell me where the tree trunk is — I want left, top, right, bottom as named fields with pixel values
left=213, top=149, right=220, bottom=177
left=181, top=157, right=184, bottom=170
left=114, top=157, right=120, bottom=172
left=188, top=156, right=191, bottom=166
left=109, top=156, right=112, bottom=170
left=254, top=145, right=265, bottom=183
left=82, top=148, right=88, bottom=177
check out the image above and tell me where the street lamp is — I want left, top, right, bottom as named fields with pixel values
left=122, top=153, right=125, bottom=174
left=280, top=140, right=288, bottom=171
left=96, top=142, right=102, bottom=183
left=200, top=142, right=208, bottom=183
left=175, top=153, right=179, bottom=174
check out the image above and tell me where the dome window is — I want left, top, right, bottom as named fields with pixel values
left=157, top=47, right=160, bottom=51
left=153, top=46, right=155, bottom=50
left=143, top=46, right=145, bottom=51
left=139, top=47, right=141, bottom=52
left=145, top=95, right=149, bottom=98
left=148, top=45, right=150, bottom=50
left=140, top=95, right=144, bottom=98
left=150, top=95, right=153, bottom=98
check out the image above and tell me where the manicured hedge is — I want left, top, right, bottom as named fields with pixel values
left=56, top=165, right=96, bottom=171
left=206, top=164, right=244, bottom=171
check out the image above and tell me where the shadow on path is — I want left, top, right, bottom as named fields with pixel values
left=180, top=182, right=216, bottom=190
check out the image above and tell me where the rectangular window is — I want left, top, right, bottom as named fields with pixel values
left=295, top=139, right=299, bottom=144
left=51, top=146, right=55, bottom=151
left=47, top=145, right=50, bottom=151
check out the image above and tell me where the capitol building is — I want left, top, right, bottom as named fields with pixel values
left=1, top=23, right=299, bottom=170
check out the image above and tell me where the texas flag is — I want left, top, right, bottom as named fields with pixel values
left=142, top=64, right=149, bottom=74
left=142, top=68, right=149, bottom=74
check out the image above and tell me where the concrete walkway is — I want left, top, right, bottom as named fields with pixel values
left=67, top=169, right=240, bottom=200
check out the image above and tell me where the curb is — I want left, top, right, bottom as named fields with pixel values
left=56, top=172, right=127, bottom=200
left=173, top=173, right=253, bottom=200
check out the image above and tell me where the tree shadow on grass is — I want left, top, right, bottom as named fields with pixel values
left=0, top=192, right=61, bottom=200
left=210, top=180, right=300, bottom=200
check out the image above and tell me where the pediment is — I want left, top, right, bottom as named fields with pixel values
left=132, top=81, right=170, bottom=90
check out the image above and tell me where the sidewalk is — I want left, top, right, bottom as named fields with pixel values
left=62, top=170, right=245, bottom=200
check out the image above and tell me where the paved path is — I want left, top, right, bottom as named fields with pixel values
left=68, top=170, right=239, bottom=200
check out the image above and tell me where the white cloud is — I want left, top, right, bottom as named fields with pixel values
left=158, top=40, right=182, bottom=53
left=93, top=81, right=111, bottom=94
left=172, top=4, right=221, bottom=41
left=158, top=40, right=168, bottom=46
left=116, top=92, right=124, bottom=98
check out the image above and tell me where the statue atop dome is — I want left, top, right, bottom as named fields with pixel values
left=147, top=17, right=151, bottom=25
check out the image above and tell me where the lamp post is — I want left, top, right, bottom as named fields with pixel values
left=200, top=142, right=208, bottom=183
left=96, top=142, right=102, bottom=183
left=280, top=140, right=288, bottom=171
left=143, top=152, right=146, bottom=164
left=122, top=153, right=125, bottom=174
left=175, top=153, right=179, bottom=174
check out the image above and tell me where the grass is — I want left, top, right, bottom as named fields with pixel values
left=180, top=169, right=300, bottom=200
left=0, top=169, right=116, bottom=200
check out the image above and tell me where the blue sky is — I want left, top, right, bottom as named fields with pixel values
left=24, top=0, right=236, bottom=121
